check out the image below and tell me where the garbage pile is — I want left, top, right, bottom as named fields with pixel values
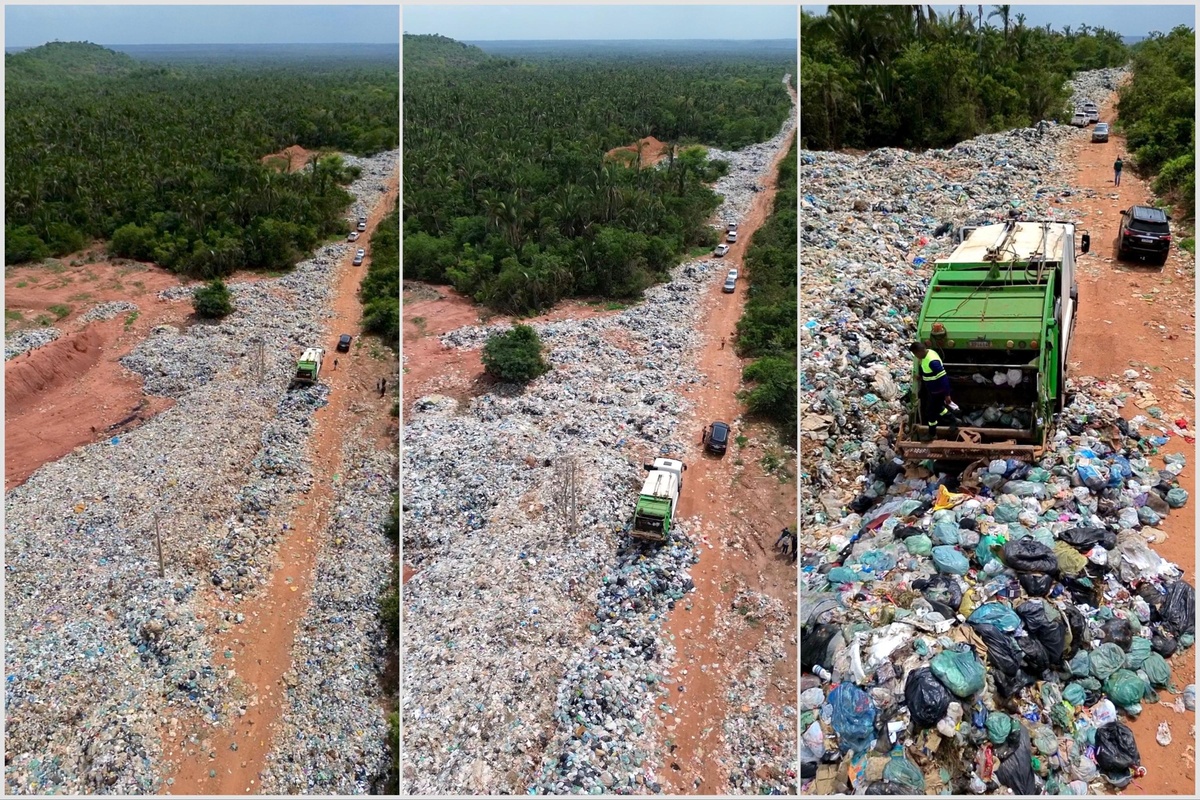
left=800, top=379, right=1195, bottom=794
left=5, top=327, right=61, bottom=360
left=4, top=150, right=399, bottom=794
left=80, top=300, right=139, bottom=323
left=1067, top=68, right=1128, bottom=110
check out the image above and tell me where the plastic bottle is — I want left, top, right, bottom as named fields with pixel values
left=813, top=665, right=832, bottom=683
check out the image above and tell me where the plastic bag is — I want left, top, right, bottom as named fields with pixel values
left=1017, top=635, right=1050, bottom=673
left=1058, top=526, right=1116, bottom=552
left=1067, top=650, right=1091, bottom=678
left=970, top=622, right=1023, bottom=676
left=1017, top=600, right=1067, bottom=665
left=829, top=682, right=877, bottom=753
left=931, top=545, right=969, bottom=575
left=931, top=521, right=961, bottom=545
left=975, top=534, right=1003, bottom=568
left=1090, top=642, right=1127, bottom=680
left=933, top=484, right=968, bottom=510
left=995, top=726, right=1037, bottom=796
left=1161, top=581, right=1196, bottom=637
left=969, top=603, right=1021, bottom=632
left=920, top=575, right=963, bottom=616
left=1095, top=721, right=1140, bottom=773
left=827, top=566, right=859, bottom=585
left=1027, top=467, right=1051, bottom=483
left=1151, top=632, right=1178, bottom=657
left=1003, top=538, right=1059, bottom=573
left=1002, top=480, right=1046, bottom=498
left=800, top=687, right=826, bottom=710
left=1138, top=505, right=1162, bottom=526
left=904, top=534, right=932, bottom=557
left=1063, top=682, right=1087, bottom=707
left=986, top=712, right=1014, bottom=743
left=905, top=667, right=951, bottom=728
left=994, top=667, right=1037, bottom=698
left=881, top=753, right=925, bottom=792
left=1018, top=572, right=1054, bottom=597
left=1053, top=541, right=1088, bottom=576
left=1032, top=724, right=1058, bottom=755
left=1167, top=487, right=1189, bottom=508
left=1103, top=669, right=1146, bottom=709
left=864, top=781, right=909, bottom=795
left=802, top=622, right=839, bottom=673
left=1124, top=636, right=1151, bottom=669
left=1143, top=653, right=1171, bottom=687
left=1102, top=617, right=1134, bottom=651
left=931, top=646, right=986, bottom=697
left=994, top=502, right=1021, bottom=523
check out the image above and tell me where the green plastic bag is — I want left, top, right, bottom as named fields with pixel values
left=1090, top=643, right=1127, bottom=680
left=882, top=752, right=925, bottom=792
left=1104, top=669, right=1147, bottom=709
left=1040, top=683, right=1063, bottom=707
left=1067, top=650, right=1090, bottom=678
left=1033, top=725, right=1058, bottom=755
left=906, top=534, right=933, bottom=557
left=827, top=567, right=858, bottom=585
left=994, top=503, right=1021, bottom=523
left=1050, top=701, right=1074, bottom=732
left=931, top=647, right=986, bottom=697
left=1063, top=682, right=1088, bottom=707
left=986, top=712, right=1014, bottom=743
left=931, top=545, right=970, bottom=575
left=1144, top=653, right=1171, bottom=687
left=1054, top=541, right=1088, bottom=576
left=1027, top=467, right=1051, bottom=483
left=932, top=521, right=961, bottom=546
left=1124, top=637, right=1151, bottom=670
left=976, top=535, right=1003, bottom=568
left=1167, top=488, right=1189, bottom=508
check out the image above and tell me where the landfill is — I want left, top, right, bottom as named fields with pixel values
left=800, top=69, right=1196, bottom=795
left=403, top=98, right=797, bottom=795
left=4, top=149, right=398, bottom=795
left=5, top=327, right=61, bottom=360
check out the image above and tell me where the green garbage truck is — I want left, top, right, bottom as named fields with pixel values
left=898, top=219, right=1090, bottom=461
left=629, top=458, right=687, bottom=542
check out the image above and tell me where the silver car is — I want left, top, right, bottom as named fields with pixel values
left=1091, top=122, right=1109, bottom=143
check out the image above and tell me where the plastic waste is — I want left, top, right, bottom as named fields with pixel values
left=829, top=682, right=877, bottom=753
left=1143, top=653, right=1171, bottom=687
left=1161, top=581, right=1196, bottom=637
left=995, top=726, right=1037, bottom=795
left=1103, top=670, right=1146, bottom=709
left=1017, top=600, right=1067, bottom=665
left=904, top=534, right=932, bottom=557
left=968, top=603, right=1021, bottom=633
left=930, top=646, right=986, bottom=697
left=932, top=521, right=961, bottom=545
left=931, top=545, right=969, bottom=575
left=1095, top=721, right=1140, bottom=774
left=904, top=667, right=951, bottom=728
left=970, top=622, right=1023, bottom=676
left=1167, top=487, right=1189, bottom=508
left=881, top=751, right=925, bottom=792
left=1003, top=538, right=1059, bottom=573
left=1185, top=684, right=1196, bottom=711
left=1090, top=643, right=1127, bottom=680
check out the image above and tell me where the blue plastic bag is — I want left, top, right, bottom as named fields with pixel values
left=931, top=546, right=970, bottom=575
left=968, top=603, right=1021, bottom=632
left=829, top=683, right=877, bottom=753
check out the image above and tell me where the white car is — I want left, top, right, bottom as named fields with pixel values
left=357, top=218, right=367, bottom=231
left=714, top=244, right=730, bottom=257
left=353, top=248, right=366, bottom=266
left=726, top=231, right=738, bottom=243
left=727, top=268, right=739, bottom=281
left=727, top=222, right=738, bottom=232
left=348, top=231, right=360, bottom=242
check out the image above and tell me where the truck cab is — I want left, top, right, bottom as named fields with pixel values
left=899, top=220, right=1089, bottom=461
left=630, top=458, right=686, bottom=542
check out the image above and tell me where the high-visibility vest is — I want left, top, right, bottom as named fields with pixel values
left=920, top=350, right=947, bottom=384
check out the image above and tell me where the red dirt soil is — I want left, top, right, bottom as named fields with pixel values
left=605, top=136, right=672, bottom=169
left=1065, top=89, right=1197, bottom=797
left=260, top=144, right=316, bottom=173
left=162, top=172, right=399, bottom=794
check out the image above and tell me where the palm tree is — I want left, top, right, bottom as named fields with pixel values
left=989, top=5, right=1012, bottom=40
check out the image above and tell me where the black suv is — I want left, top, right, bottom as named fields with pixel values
left=703, top=421, right=730, bottom=456
left=1117, top=205, right=1172, bottom=266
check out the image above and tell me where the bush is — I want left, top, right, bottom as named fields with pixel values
left=481, top=324, right=551, bottom=383
left=192, top=279, right=234, bottom=319
left=5, top=225, right=49, bottom=265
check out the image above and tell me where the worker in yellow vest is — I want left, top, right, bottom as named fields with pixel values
left=910, top=342, right=956, bottom=440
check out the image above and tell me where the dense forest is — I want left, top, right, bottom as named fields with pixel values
left=5, top=42, right=398, bottom=275
left=402, top=34, right=794, bottom=314
left=737, top=141, right=797, bottom=440
left=801, top=5, right=1129, bottom=150
left=1116, top=26, right=1196, bottom=217
left=362, top=204, right=400, bottom=348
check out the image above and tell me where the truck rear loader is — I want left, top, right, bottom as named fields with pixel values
left=630, top=458, right=687, bottom=542
left=898, top=219, right=1090, bottom=461
left=292, top=347, right=325, bottom=387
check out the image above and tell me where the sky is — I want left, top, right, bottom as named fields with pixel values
left=403, top=5, right=798, bottom=41
left=5, top=5, right=400, bottom=47
left=801, top=5, right=1195, bottom=37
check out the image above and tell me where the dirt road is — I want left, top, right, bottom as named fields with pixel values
left=1066, top=91, right=1196, bottom=796
left=656, top=82, right=798, bottom=794
left=164, top=172, right=399, bottom=794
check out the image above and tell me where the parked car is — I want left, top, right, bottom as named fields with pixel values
left=722, top=274, right=736, bottom=293
left=726, top=230, right=738, bottom=243
left=336, top=334, right=352, bottom=353
left=726, top=267, right=739, bottom=281
left=1117, top=205, right=1172, bottom=266
left=353, top=248, right=366, bottom=266
left=1082, top=102, right=1099, bottom=123
left=1070, top=111, right=1089, bottom=127
left=714, top=244, right=730, bottom=257
left=357, top=217, right=367, bottom=231
left=727, top=222, right=738, bottom=232
left=348, top=231, right=360, bottom=242
left=702, top=421, right=730, bottom=456
left=1091, top=122, right=1109, bottom=143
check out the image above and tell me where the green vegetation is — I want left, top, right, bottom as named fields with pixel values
left=361, top=203, right=399, bottom=349
left=48, top=304, right=72, bottom=320
left=192, top=279, right=234, bottom=319
left=6, top=42, right=398, bottom=273
left=403, top=34, right=792, bottom=315
left=380, top=492, right=399, bottom=795
left=736, top=141, right=796, bottom=442
left=1117, top=26, right=1195, bottom=218
left=482, top=324, right=551, bottom=383
left=801, top=6, right=1128, bottom=150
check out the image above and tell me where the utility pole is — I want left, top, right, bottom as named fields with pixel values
left=154, top=513, right=165, bottom=578
left=557, top=455, right=579, bottom=535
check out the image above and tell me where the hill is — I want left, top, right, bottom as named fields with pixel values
left=402, top=33, right=491, bottom=70
left=5, top=41, right=138, bottom=82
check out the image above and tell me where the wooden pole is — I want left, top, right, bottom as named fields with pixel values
left=155, top=514, right=165, bottom=578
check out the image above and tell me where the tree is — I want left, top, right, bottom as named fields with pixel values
left=192, top=278, right=234, bottom=319
left=481, top=324, right=550, bottom=383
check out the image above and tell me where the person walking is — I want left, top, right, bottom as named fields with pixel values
left=910, top=341, right=955, bottom=440
left=1114, top=155, right=1124, bottom=187
left=333, top=358, right=338, bottom=371
left=720, top=338, right=725, bottom=350
left=380, top=377, right=387, bottom=397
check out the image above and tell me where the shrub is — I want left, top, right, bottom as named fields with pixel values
left=6, top=225, right=49, bottom=265
left=482, top=324, right=551, bottom=383
left=192, top=279, right=234, bottom=319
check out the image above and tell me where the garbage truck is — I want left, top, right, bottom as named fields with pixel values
left=629, top=458, right=687, bottom=542
left=291, top=347, right=325, bottom=387
left=898, top=219, right=1090, bottom=461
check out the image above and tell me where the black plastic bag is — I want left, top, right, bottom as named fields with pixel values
left=959, top=517, right=978, bottom=531
left=1017, top=635, right=1050, bottom=673
left=1018, top=572, right=1054, bottom=597
left=1062, top=575, right=1103, bottom=607
left=905, top=667, right=951, bottom=728
left=1017, top=600, right=1068, bottom=665
left=865, top=781, right=909, bottom=795
left=1152, top=632, right=1178, bottom=657
left=1161, top=581, right=1196, bottom=637
left=849, top=494, right=880, bottom=514
left=1101, top=617, right=1134, bottom=651
left=920, top=575, right=964, bottom=616
left=995, top=727, right=1037, bottom=796
left=1059, top=526, right=1116, bottom=552
left=874, top=461, right=904, bottom=486
left=1095, top=721, right=1141, bottom=773
left=802, top=622, right=838, bottom=674
left=893, top=525, right=923, bottom=540
left=994, top=667, right=1037, bottom=698
left=970, top=622, right=1023, bottom=676
left=1002, top=539, right=1059, bottom=574
left=1063, top=604, right=1086, bottom=660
